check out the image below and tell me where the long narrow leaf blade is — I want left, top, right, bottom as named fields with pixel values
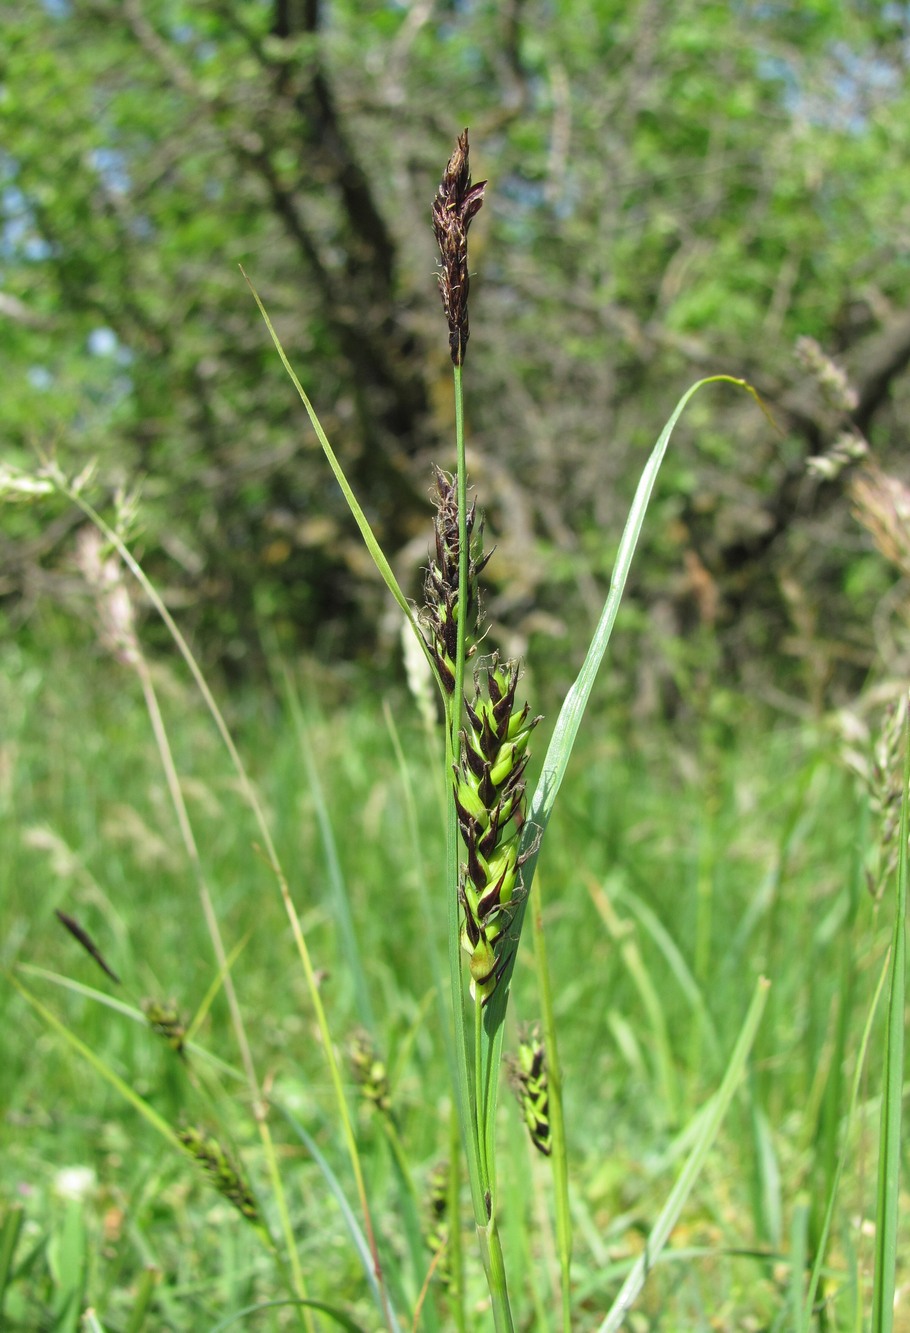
left=597, top=975, right=769, bottom=1332
left=522, top=377, right=757, bottom=880
left=274, top=1100, right=402, bottom=1333
left=243, top=270, right=420, bottom=637
left=489, top=376, right=759, bottom=1023
left=803, top=941, right=891, bottom=1328
left=7, top=973, right=184, bottom=1151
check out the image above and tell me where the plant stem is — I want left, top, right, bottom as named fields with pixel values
left=871, top=706, right=909, bottom=1332
left=448, top=1105, right=467, bottom=1333
left=446, top=363, right=514, bottom=1327
left=531, top=876, right=572, bottom=1330
left=55, top=482, right=395, bottom=1329
left=476, top=1216, right=514, bottom=1332
left=446, top=364, right=482, bottom=1216
left=452, top=363, right=469, bottom=748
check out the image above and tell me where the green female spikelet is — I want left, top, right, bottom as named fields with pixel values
left=509, top=1027, right=552, bottom=1156
left=177, top=1126, right=259, bottom=1223
left=425, top=1160, right=454, bottom=1291
left=455, top=655, right=540, bottom=1002
left=142, top=998, right=186, bottom=1057
left=350, top=1028, right=392, bottom=1118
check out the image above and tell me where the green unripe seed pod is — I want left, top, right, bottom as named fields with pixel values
left=469, top=937, right=496, bottom=984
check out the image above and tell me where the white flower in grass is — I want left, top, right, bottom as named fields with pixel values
left=54, top=1166, right=97, bottom=1201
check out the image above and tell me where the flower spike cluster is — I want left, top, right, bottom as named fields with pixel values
left=350, top=1028, right=392, bottom=1118
left=510, top=1027, right=552, bottom=1156
left=177, top=1125, right=259, bottom=1224
left=423, top=467, right=489, bottom=694
left=455, top=656, right=540, bottom=1003
left=432, top=128, right=486, bottom=365
left=425, top=1161, right=454, bottom=1293
left=429, top=130, right=540, bottom=1009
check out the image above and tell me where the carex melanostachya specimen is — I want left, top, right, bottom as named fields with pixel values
left=426, top=129, right=541, bottom=1007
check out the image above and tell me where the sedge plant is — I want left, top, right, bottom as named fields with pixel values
left=10, top=127, right=868, bottom=1328
left=246, top=128, right=772, bottom=1328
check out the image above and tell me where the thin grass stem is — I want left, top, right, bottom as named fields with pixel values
left=281, top=669, right=374, bottom=1031
left=0, top=1203, right=24, bottom=1321
left=530, top=878, right=572, bottom=1330
left=132, top=652, right=259, bottom=1096
left=243, top=271, right=436, bottom=684
left=8, top=974, right=186, bottom=1151
left=870, top=702, right=909, bottom=1333
left=444, top=362, right=485, bottom=1220
left=802, top=931, right=891, bottom=1328
left=382, top=701, right=454, bottom=1074
left=450, top=363, right=513, bottom=1329
left=447, top=1105, right=467, bottom=1333
left=48, top=480, right=395, bottom=1330
left=598, top=975, right=770, bottom=1330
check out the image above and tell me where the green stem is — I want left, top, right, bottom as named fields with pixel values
left=453, top=363, right=469, bottom=749
left=448, top=1105, right=467, bottom=1333
left=871, top=708, right=909, bottom=1333
left=48, top=485, right=313, bottom=1323
left=446, top=363, right=513, bottom=1328
left=476, top=1216, right=514, bottom=1332
left=53, top=482, right=392, bottom=1329
left=446, top=365, right=485, bottom=1227
left=531, top=878, right=572, bottom=1330
left=475, top=991, right=487, bottom=1185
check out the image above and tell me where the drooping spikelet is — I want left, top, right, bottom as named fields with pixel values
left=509, top=1027, right=552, bottom=1156
left=142, top=998, right=187, bottom=1057
left=177, top=1125, right=259, bottom=1224
left=350, top=1028, right=392, bottom=1118
left=425, top=1160, right=454, bottom=1292
left=422, top=467, right=489, bottom=694
left=455, top=655, right=540, bottom=1003
left=55, top=909, right=121, bottom=985
left=432, top=128, right=486, bottom=366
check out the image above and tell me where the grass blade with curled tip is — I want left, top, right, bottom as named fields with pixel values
left=597, top=975, right=769, bottom=1331
left=481, top=377, right=766, bottom=1145
left=243, top=268, right=434, bottom=676
left=504, top=376, right=763, bottom=992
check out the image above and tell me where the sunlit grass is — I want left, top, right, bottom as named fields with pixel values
left=1, top=631, right=895, bottom=1329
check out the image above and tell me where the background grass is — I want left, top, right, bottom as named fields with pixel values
left=0, top=631, right=900, bottom=1330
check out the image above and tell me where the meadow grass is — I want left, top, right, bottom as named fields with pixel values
left=1, top=130, right=905, bottom=1330
left=0, top=627, right=899, bottom=1329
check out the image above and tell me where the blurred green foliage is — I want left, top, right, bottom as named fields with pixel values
left=2, top=0, right=910, bottom=698
left=0, top=637, right=894, bottom=1326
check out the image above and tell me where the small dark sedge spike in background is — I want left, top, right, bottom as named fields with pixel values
left=55, top=909, right=121, bottom=985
